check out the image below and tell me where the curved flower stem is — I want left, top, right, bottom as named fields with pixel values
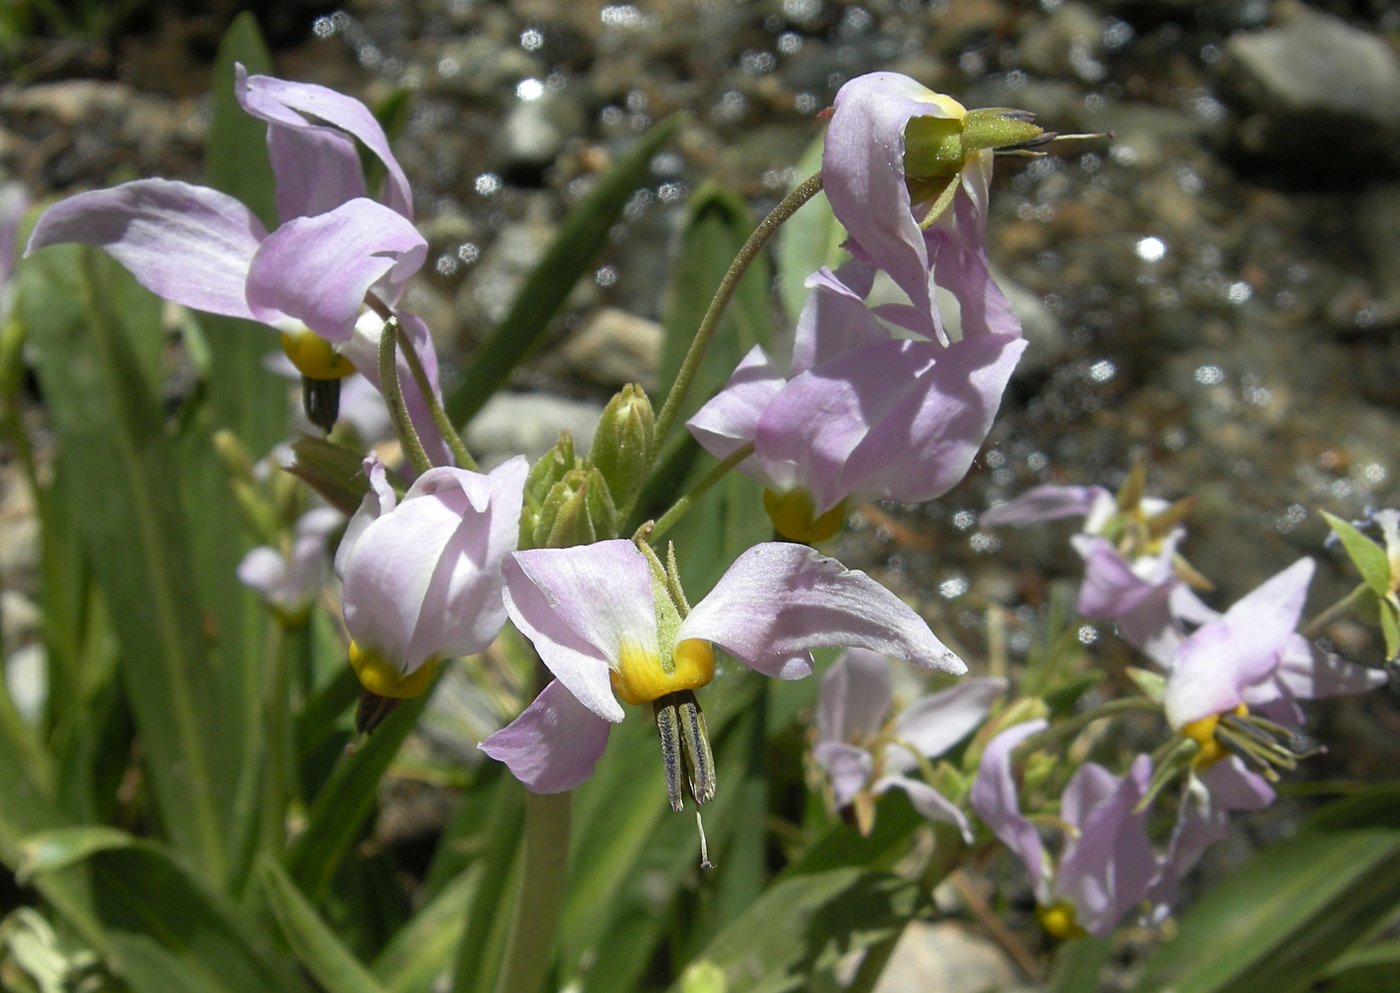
left=1012, top=697, right=1160, bottom=762
left=390, top=321, right=480, bottom=471
left=1300, top=581, right=1370, bottom=640
left=647, top=172, right=825, bottom=459
left=375, top=314, right=433, bottom=476
left=639, top=441, right=756, bottom=545
left=490, top=790, right=572, bottom=993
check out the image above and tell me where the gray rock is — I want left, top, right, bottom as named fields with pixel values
left=1217, top=2, right=1400, bottom=179
left=492, top=91, right=588, bottom=176
left=869, top=921, right=1028, bottom=993
left=464, top=390, right=603, bottom=466
left=1019, top=2, right=1108, bottom=83
left=547, top=306, right=663, bottom=391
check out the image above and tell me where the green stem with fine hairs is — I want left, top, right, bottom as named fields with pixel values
left=375, top=314, right=433, bottom=476
left=628, top=172, right=824, bottom=521
left=640, top=441, right=756, bottom=544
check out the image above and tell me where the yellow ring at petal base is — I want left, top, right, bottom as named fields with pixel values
left=1036, top=902, right=1087, bottom=941
left=763, top=488, right=846, bottom=544
left=610, top=639, right=715, bottom=707
left=1181, top=703, right=1248, bottom=770
left=281, top=329, right=356, bottom=381
left=348, top=641, right=437, bottom=699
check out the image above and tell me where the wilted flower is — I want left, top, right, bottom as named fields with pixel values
left=814, top=647, right=1005, bottom=837
left=971, top=721, right=1158, bottom=938
left=237, top=506, right=344, bottom=624
left=481, top=540, right=965, bottom=802
left=334, top=453, right=527, bottom=714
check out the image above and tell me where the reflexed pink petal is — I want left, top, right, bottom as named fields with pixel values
left=334, top=453, right=396, bottom=579
left=1164, top=559, right=1315, bottom=728
left=817, top=648, right=892, bottom=743
left=480, top=680, right=612, bottom=793
left=875, top=775, right=973, bottom=842
left=341, top=459, right=523, bottom=670
left=25, top=179, right=266, bottom=320
left=678, top=542, right=965, bottom=675
left=236, top=65, right=414, bottom=220
left=788, top=267, right=889, bottom=374
left=925, top=192, right=1020, bottom=338
left=1056, top=756, right=1156, bottom=937
left=1270, top=635, right=1388, bottom=701
left=841, top=333, right=1026, bottom=504
left=266, top=124, right=367, bottom=220
left=980, top=484, right=1109, bottom=526
left=686, top=346, right=785, bottom=465
left=813, top=741, right=874, bottom=808
left=245, top=198, right=427, bottom=341
left=1072, top=534, right=1175, bottom=621
left=887, top=677, right=1006, bottom=773
left=970, top=720, right=1048, bottom=892
left=503, top=541, right=660, bottom=723
left=823, top=72, right=960, bottom=344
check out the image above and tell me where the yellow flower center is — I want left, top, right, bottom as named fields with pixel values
left=348, top=641, right=437, bottom=699
left=763, top=488, right=846, bottom=544
left=1036, top=901, right=1087, bottom=941
left=610, top=638, right=715, bottom=707
left=1181, top=703, right=1249, bottom=769
left=281, top=328, right=356, bottom=381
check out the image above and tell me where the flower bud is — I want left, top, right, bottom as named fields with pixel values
left=533, top=466, right=619, bottom=548
left=589, top=384, right=655, bottom=510
left=521, top=432, right=579, bottom=547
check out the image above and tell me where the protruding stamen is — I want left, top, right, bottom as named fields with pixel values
left=302, top=375, right=342, bottom=433
left=355, top=691, right=400, bottom=735
left=653, top=696, right=685, bottom=812
left=677, top=692, right=716, bottom=806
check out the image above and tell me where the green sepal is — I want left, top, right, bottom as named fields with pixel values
left=961, top=107, right=1047, bottom=152
left=521, top=431, right=579, bottom=547
left=534, top=466, right=619, bottom=548
left=588, top=384, right=655, bottom=511
left=286, top=434, right=373, bottom=516
left=1321, top=510, right=1392, bottom=598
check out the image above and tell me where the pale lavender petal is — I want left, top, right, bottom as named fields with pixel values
left=245, top=198, right=427, bottom=342
left=925, top=192, right=1020, bottom=338
left=1270, top=635, right=1388, bottom=701
left=25, top=178, right=265, bottom=320
left=813, top=741, right=874, bottom=808
left=237, top=548, right=291, bottom=604
left=824, top=72, right=963, bottom=344
left=754, top=340, right=934, bottom=512
left=1072, top=534, right=1175, bottom=621
left=841, top=333, right=1026, bottom=504
left=1149, top=759, right=1274, bottom=916
left=480, top=680, right=612, bottom=793
left=817, top=648, right=892, bottom=743
left=1164, top=558, right=1315, bottom=728
left=886, top=676, right=1007, bottom=773
left=334, top=453, right=396, bottom=579
left=341, top=459, right=524, bottom=670
left=686, top=346, right=784, bottom=465
left=0, top=182, right=29, bottom=287
left=266, top=123, right=367, bottom=220
left=875, top=775, right=974, bottom=842
left=503, top=540, right=659, bottom=722
left=1056, top=756, right=1156, bottom=937
left=970, top=720, right=1048, bottom=891
left=980, top=485, right=1110, bottom=527
left=236, top=66, right=413, bottom=219
left=677, top=542, right=966, bottom=675
left=788, top=267, right=890, bottom=375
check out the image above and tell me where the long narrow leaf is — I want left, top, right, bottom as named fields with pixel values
left=445, top=115, right=682, bottom=425
left=260, top=857, right=390, bottom=993
left=20, top=245, right=231, bottom=878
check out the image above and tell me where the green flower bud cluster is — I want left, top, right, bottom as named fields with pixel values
left=521, top=384, right=655, bottom=549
